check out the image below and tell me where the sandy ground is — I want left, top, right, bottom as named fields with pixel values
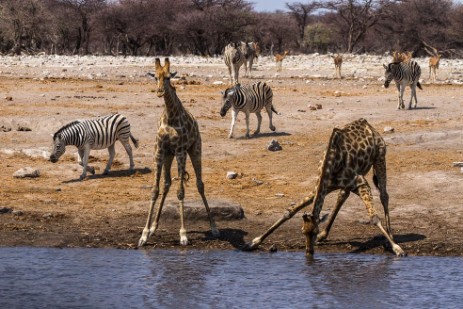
left=0, top=54, right=462, bottom=256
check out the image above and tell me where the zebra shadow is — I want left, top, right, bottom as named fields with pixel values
left=410, top=106, right=436, bottom=110
left=62, top=167, right=152, bottom=183
left=235, top=131, right=291, bottom=140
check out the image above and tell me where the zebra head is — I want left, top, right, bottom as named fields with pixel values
left=383, top=63, right=397, bottom=88
left=220, top=84, right=240, bottom=117
left=50, top=133, right=66, bottom=163
left=153, top=58, right=177, bottom=98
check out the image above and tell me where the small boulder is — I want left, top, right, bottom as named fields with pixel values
left=227, top=171, right=238, bottom=179
left=383, top=126, right=395, bottom=134
left=13, top=167, right=40, bottom=178
left=267, top=139, right=282, bottom=151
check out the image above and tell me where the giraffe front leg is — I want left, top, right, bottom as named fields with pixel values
left=317, top=190, right=350, bottom=242
left=354, top=180, right=406, bottom=257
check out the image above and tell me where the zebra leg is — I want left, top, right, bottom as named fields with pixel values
left=78, top=148, right=95, bottom=176
left=245, top=111, right=251, bottom=138
left=189, top=147, right=219, bottom=237
left=254, top=111, right=262, bottom=136
left=410, top=84, right=417, bottom=109
left=229, top=110, right=239, bottom=139
left=398, top=84, right=405, bottom=109
left=228, top=65, right=233, bottom=85
left=121, top=140, right=135, bottom=172
left=79, top=145, right=92, bottom=180
left=103, top=144, right=115, bottom=175
left=176, top=153, right=189, bottom=246
left=265, top=105, right=276, bottom=132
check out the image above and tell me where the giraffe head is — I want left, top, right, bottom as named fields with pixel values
left=154, top=58, right=177, bottom=98
left=301, top=212, right=319, bottom=257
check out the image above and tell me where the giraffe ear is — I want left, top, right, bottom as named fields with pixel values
left=164, top=58, right=171, bottom=73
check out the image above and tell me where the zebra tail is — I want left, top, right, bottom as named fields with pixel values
left=417, top=81, right=423, bottom=90
left=130, top=134, right=139, bottom=148
left=271, top=105, right=280, bottom=115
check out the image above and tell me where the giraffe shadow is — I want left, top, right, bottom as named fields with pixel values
left=319, top=233, right=425, bottom=255
left=190, top=228, right=248, bottom=249
left=62, top=167, right=152, bottom=183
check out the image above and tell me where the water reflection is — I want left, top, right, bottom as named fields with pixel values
left=0, top=247, right=462, bottom=309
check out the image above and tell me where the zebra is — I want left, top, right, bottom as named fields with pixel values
left=223, top=42, right=248, bottom=84
left=242, top=41, right=260, bottom=77
left=383, top=60, right=422, bottom=109
left=220, top=81, right=278, bottom=138
left=49, top=113, right=139, bottom=179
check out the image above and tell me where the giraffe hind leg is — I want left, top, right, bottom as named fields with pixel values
left=354, top=181, right=405, bottom=257
left=189, top=148, right=219, bottom=237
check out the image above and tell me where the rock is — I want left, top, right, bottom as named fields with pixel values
left=1, top=125, right=12, bottom=132
left=334, top=91, right=342, bottom=97
left=0, top=207, right=12, bottom=214
left=161, top=199, right=245, bottom=221
left=308, top=105, right=317, bottom=111
left=316, top=103, right=322, bottom=109
left=212, top=81, right=224, bottom=85
left=12, top=210, right=24, bottom=216
left=267, top=139, right=282, bottom=151
left=227, top=171, right=238, bottom=179
left=13, top=167, right=40, bottom=178
left=4, top=96, right=12, bottom=101
left=275, top=193, right=285, bottom=197
left=383, top=126, right=395, bottom=133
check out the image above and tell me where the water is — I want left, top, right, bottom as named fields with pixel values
left=1, top=248, right=462, bottom=309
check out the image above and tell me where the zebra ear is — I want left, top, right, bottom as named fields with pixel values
left=383, top=63, right=387, bottom=69
left=170, top=71, right=177, bottom=78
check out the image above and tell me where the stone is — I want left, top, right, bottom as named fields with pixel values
left=267, top=139, right=282, bottom=151
left=0, top=207, right=12, bottom=214
left=227, top=171, right=238, bottom=179
left=13, top=167, right=40, bottom=178
left=383, top=126, right=395, bottom=133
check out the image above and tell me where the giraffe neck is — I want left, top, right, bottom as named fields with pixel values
left=161, top=82, right=186, bottom=121
left=312, top=129, right=341, bottom=217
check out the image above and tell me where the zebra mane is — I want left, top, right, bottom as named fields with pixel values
left=53, top=120, right=80, bottom=140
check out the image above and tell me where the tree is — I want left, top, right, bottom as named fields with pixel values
left=321, top=0, right=398, bottom=53
left=286, top=1, right=319, bottom=50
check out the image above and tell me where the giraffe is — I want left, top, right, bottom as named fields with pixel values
left=138, top=58, right=219, bottom=247
left=332, top=54, right=343, bottom=79
left=275, top=50, right=289, bottom=72
left=244, top=118, right=406, bottom=257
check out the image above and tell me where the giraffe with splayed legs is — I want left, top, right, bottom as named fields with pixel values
left=244, top=118, right=405, bottom=257
left=138, top=58, right=219, bottom=247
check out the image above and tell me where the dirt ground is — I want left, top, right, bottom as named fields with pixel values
left=0, top=55, right=462, bottom=257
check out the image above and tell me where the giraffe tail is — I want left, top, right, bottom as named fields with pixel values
left=373, top=171, right=379, bottom=189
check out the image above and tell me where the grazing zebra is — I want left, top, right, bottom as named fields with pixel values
left=49, top=113, right=139, bottom=180
left=220, top=81, right=277, bottom=138
left=223, top=42, right=248, bottom=84
left=383, top=60, right=422, bottom=110
left=242, top=41, right=260, bottom=77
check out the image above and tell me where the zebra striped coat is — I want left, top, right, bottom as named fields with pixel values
left=223, top=42, right=248, bottom=85
left=220, top=81, right=277, bottom=138
left=383, top=60, right=422, bottom=109
left=50, top=113, right=139, bottom=179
